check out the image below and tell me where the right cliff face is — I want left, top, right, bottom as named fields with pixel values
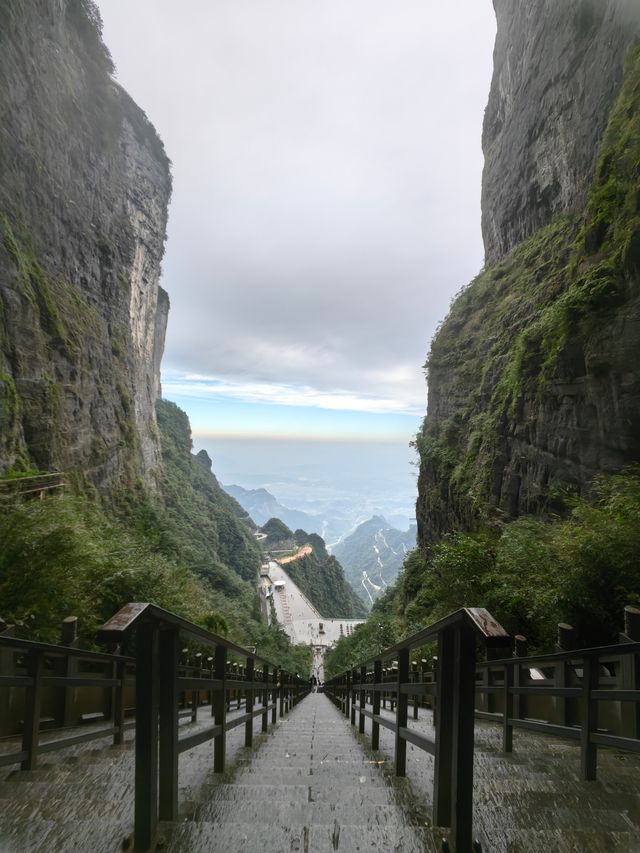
left=416, top=1, right=640, bottom=546
left=482, top=0, right=640, bottom=264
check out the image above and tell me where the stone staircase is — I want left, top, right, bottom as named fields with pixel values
left=0, top=695, right=444, bottom=853
left=160, top=692, right=442, bottom=853
left=0, top=739, right=135, bottom=852
left=3, top=694, right=640, bottom=851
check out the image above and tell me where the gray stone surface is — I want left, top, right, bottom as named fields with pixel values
left=482, top=0, right=640, bottom=264
left=2, top=695, right=640, bottom=850
left=0, top=0, right=171, bottom=489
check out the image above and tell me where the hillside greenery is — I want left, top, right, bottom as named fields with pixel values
left=325, top=467, right=640, bottom=677
left=283, top=530, right=367, bottom=619
left=417, top=46, right=640, bottom=536
left=0, top=399, right=311, bottom=674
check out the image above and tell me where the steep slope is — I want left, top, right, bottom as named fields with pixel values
left=0, top=0, right=171, bottom=492
left=262, top=521, right=367, bottom=618
left=417, top=9, right=640, bottom=545
left=154, top=401, right=262, bottom=592
left=332, top=516, right=416, bottom=605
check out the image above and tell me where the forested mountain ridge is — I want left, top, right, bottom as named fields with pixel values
left=332, top=516, right=416, bottom=606
left=262, top=520, right=367, bottom=619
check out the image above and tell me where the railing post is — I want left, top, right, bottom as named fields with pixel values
left=502, top=662, right=513, bottom=753
left=433, top=628, right=454, bottom=828
left=61, top=616, right=78, bottom=728
left=620, top=605, right=640, bottom=738
left=581, top=654, right=598, bottom=781
left=372, top=659, right=381, bottom=750
left=271, top=666, right=277, bottom=725
left=213, top=644, right=227, bottom=773
left=345, top=671, right=351, bottom=717
left=262, top=665, right=269, bottom=733
left=21, top=650, right=43, bottom=771
left=450, top=623, right=476, bottom=852
left=279, top=668, right=284, bottom=718
left=113, top=659, right=126, bottom=746
left=159, top=628, right=179, bottom=821
left=350, top=668, right=356, bottom=726
left=412, top=660, right=419, bottom=720
left=245, top=656, right=254, bottom=747
left=358, top=665, right=366, bottom=734
left=191, top=653, right=202, bottom=723
left=395, top=648, right=409, bottom=776
left=134, top=622, right=160, bottom=853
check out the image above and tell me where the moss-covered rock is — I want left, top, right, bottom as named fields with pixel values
left=417, top=46, right=640, bottom=544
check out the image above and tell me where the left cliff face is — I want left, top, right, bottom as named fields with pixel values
left=0, top=0, right=171, bottom=491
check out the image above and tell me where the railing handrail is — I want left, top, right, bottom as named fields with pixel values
left=325, top=606, right=509, bottom=851
left=0, top=472, right=64, bottom=484
left=478, top=639, right=640, bottom=668
left=339, top=607, right=509, bottom=670
left=98, top=601, right=279, bottom=669
left=0, top=634, right=134, bottom=664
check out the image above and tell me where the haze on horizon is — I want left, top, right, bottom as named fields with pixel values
left=98, top=0, right=496, bottom=447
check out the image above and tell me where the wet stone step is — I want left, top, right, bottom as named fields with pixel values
left=0, top=779, right=134, bottom=802
left=234, top=768, right=387, bottom=786
left=482, top=828, right=640, bottom=853
left=0, top=794, right=131, bottom=822
left=161, top=821, right=307, bottom=853
left=307, top=823, right=442, bottom=853
left=309, top=784, right=404, bottom=805
left=474, top=803, right=637, bottom=833
left=0, top=818, right=54, bottom=852
left=28, top=818, right=131, bottom=853
left=191, top=799, right=427, bottom=827
left=195, top=783, right=311, bottom=803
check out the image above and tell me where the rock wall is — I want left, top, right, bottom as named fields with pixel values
left=482, top=0, right=640, bottom=264
left=0, top=0, right=171, bottom=491
left=417, top=2, right=640, bottom=545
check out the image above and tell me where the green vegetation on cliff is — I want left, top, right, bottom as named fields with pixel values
left=0, top=399, right=311, bottom=672
left=417, top=46, right=640, bottom=539
left=282, top=530, right=367, bottom=619
left=153, top=400, right=261, bottom=588
left=325, top=466, right=640, bottom=677
left=262, top=519, right=367, bottom=618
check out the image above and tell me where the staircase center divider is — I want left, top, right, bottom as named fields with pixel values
left=98, top=602, right=310, bottom=851
left=324, top=607, right=511, bottom=853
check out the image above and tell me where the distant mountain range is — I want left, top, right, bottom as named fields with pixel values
left=332, top=516, right=416, bottom=606
left=222, top=483, right=321, bottom=533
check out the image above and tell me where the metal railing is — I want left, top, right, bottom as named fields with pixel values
left=0, top=471, right=66, bottom=499
left=1, top=603, right=309, bottom=852
left=98, top=602, right=309, bottom=851
left=0, top=635, right=134, bottom=768
left=325, top=607, right=510, bottom=852
left=325, top=606, right=640, bottom=852
left=476, top=640, right=640, bottom=779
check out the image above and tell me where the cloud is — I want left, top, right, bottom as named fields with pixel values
left=99, top=0, right=497, bottom=417
left=162, top=372, right=424, bottom=416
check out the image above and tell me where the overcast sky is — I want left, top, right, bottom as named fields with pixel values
left=98, top=1, right=496, bottom=441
